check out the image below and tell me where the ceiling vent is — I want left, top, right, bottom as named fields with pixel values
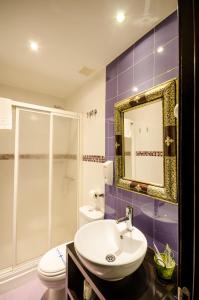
left=79, top=66, right=95, bottom=77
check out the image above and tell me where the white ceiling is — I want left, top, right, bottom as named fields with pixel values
left=0, top=0, right=177, bottom=99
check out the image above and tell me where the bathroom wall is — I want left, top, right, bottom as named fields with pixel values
left=64, top=70, right=105, bottom=212
left=0, top=83, right=65, bottom=108
left=105, top=12, right=178, bottom=258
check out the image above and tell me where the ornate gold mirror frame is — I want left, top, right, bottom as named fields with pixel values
left=114, top=79, right=178, bottom=203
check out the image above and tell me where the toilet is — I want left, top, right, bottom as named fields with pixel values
left=37, top=205, right=104, bottom=300
left=79, top=205, right=104, bottom=228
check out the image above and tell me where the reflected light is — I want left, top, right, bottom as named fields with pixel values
left=157, top=46, right=164, bottom=53
left=132, top=87, right=138, bottom=92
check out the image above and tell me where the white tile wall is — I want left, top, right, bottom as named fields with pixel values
left=64, top=70, right=105, bottom=209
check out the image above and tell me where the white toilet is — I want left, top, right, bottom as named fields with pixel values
left=37, top=205, right=104, bottom=300
left=79, top=205, right=104, bottom=228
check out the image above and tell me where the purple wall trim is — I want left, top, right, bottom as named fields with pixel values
left=105, top=11, right=178, bottom=260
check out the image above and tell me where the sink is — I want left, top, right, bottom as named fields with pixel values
left=74, top=219, right=147, bottom=281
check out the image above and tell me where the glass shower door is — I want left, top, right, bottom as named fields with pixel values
left=0, top=106, right=79, bottom=272
left=16, top=109, right=50, bottom=264
left=51, top=115, right=78, bottom=247
left=0, top=109, right=15, bottom=271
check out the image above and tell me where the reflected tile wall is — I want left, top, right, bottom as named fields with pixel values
left=105, top=11, right=178, bottom=261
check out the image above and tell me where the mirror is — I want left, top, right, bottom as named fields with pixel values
left=114, top=79, right=177, bottom=203
left=124, top=100, right=163, bottom=186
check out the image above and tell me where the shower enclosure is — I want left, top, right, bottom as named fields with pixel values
left=0, top=100, right=80, bottom=280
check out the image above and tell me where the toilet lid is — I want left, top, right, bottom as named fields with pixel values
left=38, top=243, right=67, bottom=275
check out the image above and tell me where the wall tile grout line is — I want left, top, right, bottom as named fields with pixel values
left=105, top=11, right=179, bottom=260
left=106, top=66, right=178, bottom=102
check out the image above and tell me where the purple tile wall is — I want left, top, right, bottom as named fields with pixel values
left=105, top=12, right=178, bottom=260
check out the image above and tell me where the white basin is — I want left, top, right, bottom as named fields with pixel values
left=74, top=219, right=147, bottom=281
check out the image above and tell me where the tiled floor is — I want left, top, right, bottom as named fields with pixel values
left=0, top=276, right=47, bottom=300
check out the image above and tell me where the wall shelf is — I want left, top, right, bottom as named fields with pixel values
left=66, top=242, right=177, bottom=300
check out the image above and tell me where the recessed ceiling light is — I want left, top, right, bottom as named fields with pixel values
left=157, top=46, right=164, bottom=53
left=29, top=41, right=39, bottom=52
left=116, top=11, right=125, bottom=23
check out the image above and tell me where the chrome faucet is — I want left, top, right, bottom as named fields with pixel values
left=116, top=205, right=133, bottom=232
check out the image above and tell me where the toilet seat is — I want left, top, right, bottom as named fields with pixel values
left=38, top=243, right=67, bottom=278
left=38, top=268, right=65, bottom=278
left=37, top=243, right=71, bottom=291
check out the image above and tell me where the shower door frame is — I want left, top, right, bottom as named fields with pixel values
left=0, top=100, right=81, bottom=283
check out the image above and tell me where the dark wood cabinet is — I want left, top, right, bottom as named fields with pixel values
left=66, top=242, right=177, bottom=300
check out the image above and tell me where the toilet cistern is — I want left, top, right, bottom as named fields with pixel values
left=116, top=205, right=133, bottom=232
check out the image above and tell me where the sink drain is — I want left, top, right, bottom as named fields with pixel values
left=105, top=254, right=116, bottom=262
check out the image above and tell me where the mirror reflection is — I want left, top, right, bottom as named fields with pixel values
left=124, top=100, right=163, bottom=186
left=114, top=79, right=177, bottom=203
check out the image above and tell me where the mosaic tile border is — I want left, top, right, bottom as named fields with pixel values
left=83, top=155, right=105, bottom=163
left=136, top=151, right=163, bottom=157
left=0, top=154, right=14, bottom=160
left=0, top=154, right=105, bottom=163
left=125, top=151, right=131, bottom=156
left=0, top=154, right=77, bottom=160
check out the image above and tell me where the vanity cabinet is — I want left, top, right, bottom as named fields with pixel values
left=66, top=242, right=177, bottom=300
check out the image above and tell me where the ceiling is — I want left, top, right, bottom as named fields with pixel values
left=0, top=0, right=177, bottom=99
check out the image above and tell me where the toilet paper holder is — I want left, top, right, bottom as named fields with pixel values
left=94, top=192, right=104, bottom=198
